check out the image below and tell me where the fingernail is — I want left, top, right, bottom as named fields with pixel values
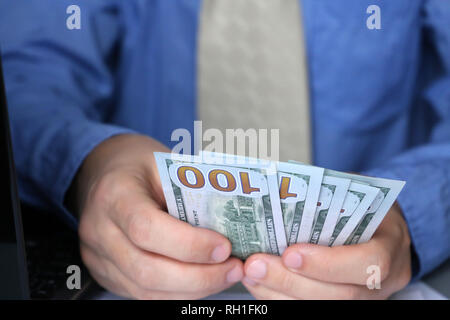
left=284, top=251, right=303, bottom=269
left=226, top=266, right=243, bottom=283
left=211, top=244, right=229, bottom=262
left=246, top=260, right=267, bottom=279
left=242, top=276, right=257, bottom=286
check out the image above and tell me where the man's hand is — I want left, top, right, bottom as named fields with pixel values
left=241, top=204, right=412, bottom=299
left=72, top=134, right=244, bottom=299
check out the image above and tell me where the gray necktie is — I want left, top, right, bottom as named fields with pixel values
left=198, top=0, right=312, bottom=163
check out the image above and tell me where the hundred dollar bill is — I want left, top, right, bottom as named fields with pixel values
left=344, top=189, right=385, bottom=245
left=155, top=152, right=287, bottom=259
left=325, top=170, right=405, bottom=244
left=329, top=182, right=379, bottom=246
left=200, top=151, right=289, bottom=252
left=201, top=152, right=324, bottom=245
left=288, top=161, right=406, bottom=244
left=277, top=162, right=324, bottom=245
left=309, top=176, right=351, bottom=246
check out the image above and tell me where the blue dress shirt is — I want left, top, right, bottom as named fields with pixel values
left=0, top=0, right=449, bottom=281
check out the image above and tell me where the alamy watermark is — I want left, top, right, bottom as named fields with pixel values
left=66, top=265, right=81, bottom=290
left=366, top=5, right=381, bottom=30
left=366, top=265, right=382, bottom=290
left=66, top=5, right=81, bottom=30
left=171, top=121, right=280, bottom=163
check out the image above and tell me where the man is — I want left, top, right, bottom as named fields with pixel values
left=0, top=0, right=449, bottom=299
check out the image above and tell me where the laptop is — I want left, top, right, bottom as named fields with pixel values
left=0, top=53, right=92, bottom=299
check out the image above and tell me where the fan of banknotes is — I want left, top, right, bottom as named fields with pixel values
left=154, top=151, right=405, bottom=260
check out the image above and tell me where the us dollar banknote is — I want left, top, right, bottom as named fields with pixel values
left=309, top=176, right=351, bottom=246
left=276, top=162, right=323, bottom=245
left=344, top=188, right=387, bottom=245
left=325, top=170, right=405, bottom=244
left=155, top=152, right=287, bottom=259
left=329, top=182, right=380, bottom=246
left=201, top=152, right=324, bottom=245
left=288, top=162, right=406, bottom=246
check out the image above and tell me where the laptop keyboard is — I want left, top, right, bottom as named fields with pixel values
left=22, top=205, right=89, bottom=299
left=26, top=238, right=79, bottom=298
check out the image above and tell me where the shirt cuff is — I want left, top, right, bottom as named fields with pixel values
left=51, top=122, right=136, bottom=230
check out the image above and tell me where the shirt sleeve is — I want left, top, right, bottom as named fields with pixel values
left=0, top=0, right=135, bottom=228
left=364, top=0, right=450, bottom=281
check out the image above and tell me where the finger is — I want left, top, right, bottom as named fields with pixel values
left=81, top=244, right=133, bottom=298
left=103, top=223, right=244, bottom=293
left=280, top=206, right=408, bottom=285
left=244, top=254, right=375, bottom=299
left=110, top=190, right=232, bottom=264
left=281, top=239, right=393, bottom=285
left=82, top=244, right=232, bottom=300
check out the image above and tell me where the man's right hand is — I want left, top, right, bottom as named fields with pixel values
left=71, top=134, right=244, bottom=299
